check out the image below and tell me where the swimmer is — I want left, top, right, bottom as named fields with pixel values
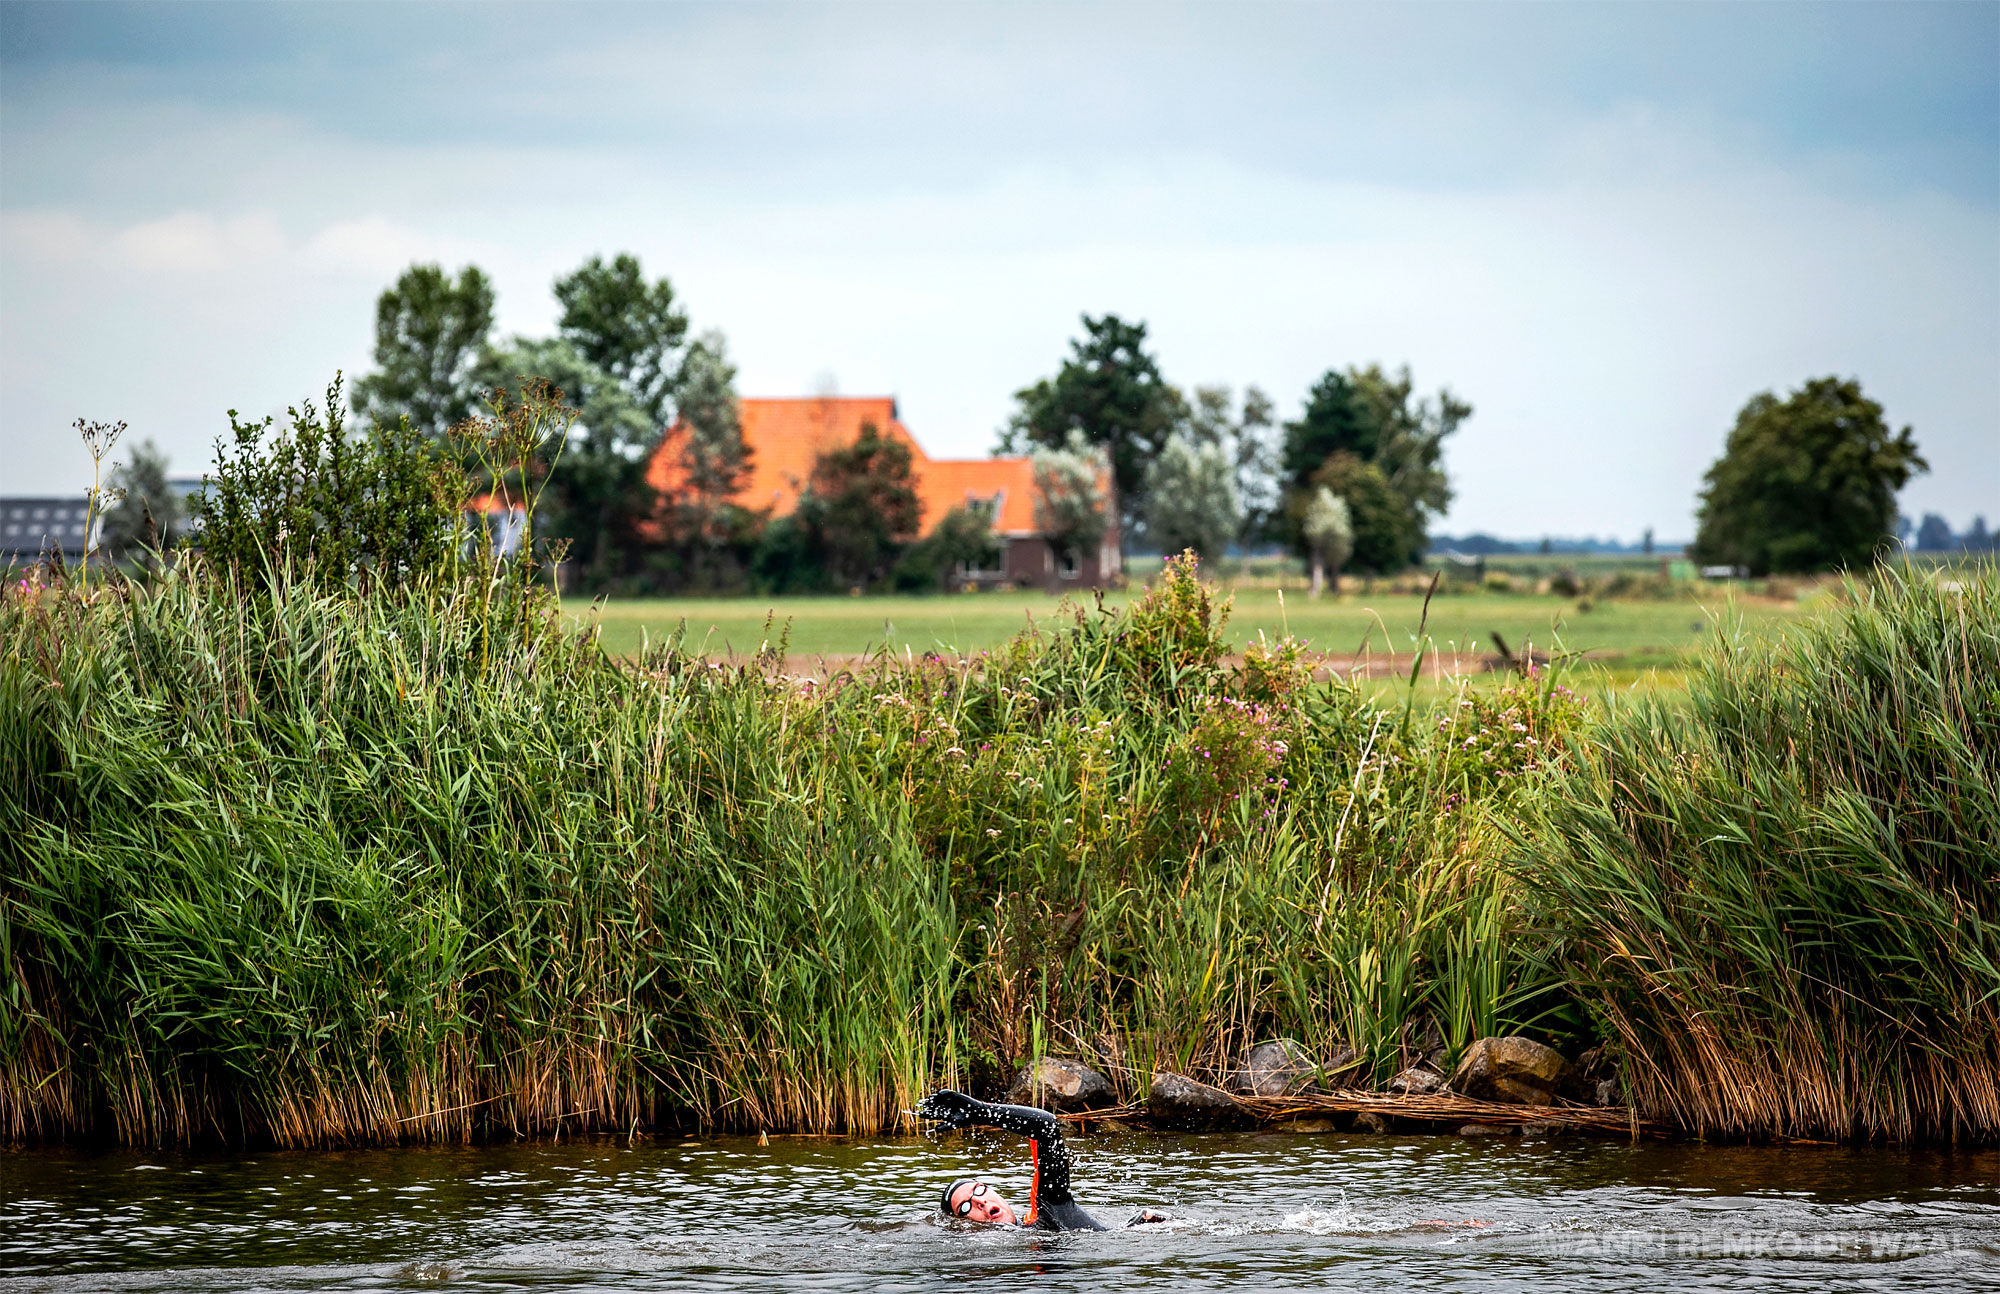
left=918, top=1089, right=1166, bottom=1231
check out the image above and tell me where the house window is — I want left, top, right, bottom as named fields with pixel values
left=1058, top=549, right=1081, bottom=580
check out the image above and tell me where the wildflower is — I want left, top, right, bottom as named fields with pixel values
left=986, top=828, right=1000, bottom=838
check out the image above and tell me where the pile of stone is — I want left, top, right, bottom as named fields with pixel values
left=995, top=1034, right=1645, bottom=1140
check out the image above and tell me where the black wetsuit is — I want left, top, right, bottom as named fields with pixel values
left=916, top=1089, right=1107, bottom=1231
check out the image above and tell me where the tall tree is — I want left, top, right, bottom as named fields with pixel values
left=1282, top=370, right=1373, bottom=489
left=998, top=314, right=1179, bottom=530
left=1281, top=362, right=1468, bottom=571
left=100, top=438, right=184, bottom=561
left=1189, top=384, right=1279, bottom=547
left=657, top=330, right=753, bottom=585
left=1301, top=452, right=1411, bottom=574
left=1692, top=377, right=1926, bottom=575
left=355, top=263, right=495, bottom=439
left=1143, top=432, right=1240, bottom=561
left=1914, top=513, right=1956, bottom=552
left=1347, top=363, right=1467, bottom=524
left=474, top=337, right=657, bottom=585
left=1030, top=432, right=1110, bottom=566
left=798, top=423, right=921, bottom=589
left=1300, top=486, right=1352, bottom=597
left=671, top=331, right=749, bottom=512
left=554, top=253, right=689, bottom=427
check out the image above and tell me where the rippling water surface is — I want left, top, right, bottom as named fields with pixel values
left=6, top=1131, right=1997, bottom=1291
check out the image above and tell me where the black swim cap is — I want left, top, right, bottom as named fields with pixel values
left=940, top=1179, right=980, bottom=1217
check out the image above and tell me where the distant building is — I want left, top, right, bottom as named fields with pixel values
left=646, top=396, right=1121, bottom=590
left=0, top=496, right=93, bottom=567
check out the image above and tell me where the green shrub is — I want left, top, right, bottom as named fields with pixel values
left=194, top=376, right=466, bottom=589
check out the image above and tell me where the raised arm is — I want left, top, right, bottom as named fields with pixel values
left=916, top=1090, right=1105, bottom=1231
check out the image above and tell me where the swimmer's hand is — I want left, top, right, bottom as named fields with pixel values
left=915, top=1089, right=983, bottom=1131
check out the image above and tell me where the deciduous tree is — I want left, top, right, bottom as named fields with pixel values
left=1692, top=377, right=1925, bottom=575
left=1031, top=432, right=1109, bottom=567
left=1301, top=486, right=1352, bottom=597
left=999, top=314, right=1179, bottom=530
left=1143, top=432, right=1240, bottom=561
left=100, top=438, right=184, bottom=561
left=799, top=423, right=921, bottom=589
left=655, top=331, right=753, bottom=587
left=1302, top=452, right=1410, bottom=574
left=1914, top=513, right=1956, bottom=553
left=355, top=264, right=496, bottom=439
left=1281, top=363, right=1468, bottom=572
left=1189, top=384, right=1278, bottom=548
left=554, top=253, right=689, bottom=427
left=474, top=337, right=657, bottom=585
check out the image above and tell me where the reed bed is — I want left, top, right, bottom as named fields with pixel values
left=5, top=556, right=1992, bottom=1146
left=1515, top=563, right=2000, bottom=1142
left=2, top=554, right=1582, bottom=1145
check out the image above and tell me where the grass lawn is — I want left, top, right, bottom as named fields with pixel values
left=576, top=584, right=1809, bottom=682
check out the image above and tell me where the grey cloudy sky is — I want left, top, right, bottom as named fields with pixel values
left=3, top=0, right=1995, bottom=538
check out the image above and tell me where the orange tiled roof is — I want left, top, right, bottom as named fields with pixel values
left=646, top=396, right=1097, bottom=538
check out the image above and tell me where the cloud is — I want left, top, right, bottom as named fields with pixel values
left=108, top=210, right=286, bottom=273
left=301, top=216, right=482, bottom=281
left=2, top=2, right=1994, bottom=535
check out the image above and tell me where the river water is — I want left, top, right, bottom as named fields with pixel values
left=5, top=1130, right=1997, bottom=1291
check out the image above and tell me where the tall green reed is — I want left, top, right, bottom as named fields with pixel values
left=1, top=550, right=1590, bottom=1145
left=1515, top=562, right=2000, bottom=1141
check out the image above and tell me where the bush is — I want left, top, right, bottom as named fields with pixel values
left=194, top=376, right=465, bottom=589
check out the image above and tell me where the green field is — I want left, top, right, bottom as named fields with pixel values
left=577, top=585, right=1808, bottom=677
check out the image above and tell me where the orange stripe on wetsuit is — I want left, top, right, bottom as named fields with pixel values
left=1023, top=1138, right=1041, bottom=1226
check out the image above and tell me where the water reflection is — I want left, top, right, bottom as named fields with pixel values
left=5, top=1132, right=1997, bottom=1291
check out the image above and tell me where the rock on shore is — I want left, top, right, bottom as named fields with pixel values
left=1148, top=1072, right=1253, bottom=1129
left=1005, top=1057, right=1114, bottom=1112
left=1227, top=1039, right=1321, bottom=1096
left=1449, top=1036, right=1575, bottom=1106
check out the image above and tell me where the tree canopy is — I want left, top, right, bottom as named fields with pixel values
left=1281, top=363, right=1468, bottom=572
left=999, top=314, right=1180, bottom=526
left=355, top=263, right=496, bottom=439
left=670, top=331, right=749, bottom=510
left=657, top=331, right=753, bottom=588
left=1303, top=452, right=1412, bottom=574
left=1143, top=432, right=1240, bottom=561
left=100, top=438, right=184, bottom=560
left=799, top=424, right=922, bottom=589
left=1030, top=432, right=1110, bottom=564
left=1188, top=384, right=1278, bottom=548
left=1301, top=485, right=1353, bottom=595
left=554, top=253, right=690, bottom=428
left=1282, top=370, right=1374, bottom=488
left=1692, top=376, right=1925, bottom=575
left=473, top=337, right=658, bottom=583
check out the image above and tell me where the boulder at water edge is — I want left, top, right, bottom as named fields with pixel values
left=1449, top=1036, right=1575, bottom=1106
left=1148, top=1072, right=1252, bottom=1130
left=1005, top=1056, right=1114, bottom=1112
left=1387, top=1066, right=1446, bottom=1096
left=1228, top=1039, right=1321, bottom=1096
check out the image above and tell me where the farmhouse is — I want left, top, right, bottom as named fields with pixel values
left=645, top=395, right=1121, bottom=590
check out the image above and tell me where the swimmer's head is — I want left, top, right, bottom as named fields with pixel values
left=940, top=1179, right=1018, bottom=1225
